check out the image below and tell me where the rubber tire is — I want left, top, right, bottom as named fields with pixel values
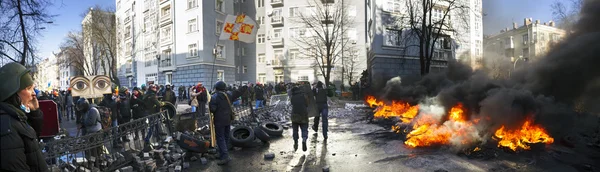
left=230, top=126, right=256, bottom=147
left=260, top=122, right=284, bottom=137
left=253, top=126, right=271, bottom=143
left=161, top=101, right=177, bottom=119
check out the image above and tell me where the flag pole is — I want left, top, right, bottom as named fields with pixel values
left=207, top=35, right=220, bottom=148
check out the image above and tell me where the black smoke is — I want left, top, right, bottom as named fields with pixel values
left=377, top=0, right=600, bottom=138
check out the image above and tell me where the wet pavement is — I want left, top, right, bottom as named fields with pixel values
left=181, top=100, right=582, bottom=172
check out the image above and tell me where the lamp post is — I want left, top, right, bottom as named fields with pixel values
left=508, top=55, right=524, bottom=77
left=156, top=54, right=161, bottom=84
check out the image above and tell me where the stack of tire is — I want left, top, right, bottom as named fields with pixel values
left=230, top=122, right=284, bottom=148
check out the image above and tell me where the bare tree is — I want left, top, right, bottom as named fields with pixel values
left=293, top=0, right=353, bottom=86
left=57, top=31, right=89, bottom=76
left=551, top=0, right=582, bottom=33
left=82, top=6, right=119, bottom=86
left=481, top=52, right=510, bottom=79
left=343, top=49, right=360, bottom=86
left=404, top=0, right=469, bottom=75
left=0, top=0, right=54, bottom=66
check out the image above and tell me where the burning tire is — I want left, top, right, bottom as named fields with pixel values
left=230, top=126, right=255, bottom=147
left=254, top=126, right=271, bottom=143
left=260, top=122, right=284, bottom=137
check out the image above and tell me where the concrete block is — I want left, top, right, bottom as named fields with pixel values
left=264, top=153, right=275, bottom=160
left=200, top=157, right=208, bottom=165
left=174, top=166, right=182, bottom=172
left=323, top=166, right=330, bottom=172
left=183, top=162, right=190, bottom=169
left=119, top=166, right=134, bottom=172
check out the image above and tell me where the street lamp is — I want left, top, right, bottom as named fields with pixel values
left=508, top=55, right=525, bottom=77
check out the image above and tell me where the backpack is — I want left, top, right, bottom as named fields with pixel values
left=94, top=106, right=112, bottom=130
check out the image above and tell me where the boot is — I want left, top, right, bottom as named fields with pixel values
left=302, top=141, right=307, bottom=152
left=294, top=140, right=298, bottom=151
left=217, top=157, right=231, bottom=165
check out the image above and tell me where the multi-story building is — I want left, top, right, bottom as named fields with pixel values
left=55, top=49, right=80, bottom=90
left=82, top=8, right=116, bottom=77
left=34, top=56, right=59, bottom=91
left=116, top=0, right=237, bottom=89
left=483, top=18, right=565, bottom=64
left=255, top=0, right=368, bottom=86
left=366, top=0, right=482, bottom=86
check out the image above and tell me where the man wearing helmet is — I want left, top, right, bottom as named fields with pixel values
left=209, top=81, right=246, bottom=165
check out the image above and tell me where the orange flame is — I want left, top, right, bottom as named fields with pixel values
left=365, top=95, right=419, bottom=123
left=494, top=119, right=554, bottom=151
left=404, top=103, right=476, bottom=147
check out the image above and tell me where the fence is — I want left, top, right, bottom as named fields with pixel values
left=44, top=111, right=172, bottom=172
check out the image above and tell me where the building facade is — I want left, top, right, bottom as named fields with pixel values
left=82, top=9, right=116, bottom=77
left=366, top=0, right=483, bottom=86
left=34, top=57, right=59, bottom=91
left=483, top=18, right=565, bottom=64
left=116, top=0, right=237, bottom=89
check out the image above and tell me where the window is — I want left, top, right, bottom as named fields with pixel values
left=522, top=34, right=529, bottom=44
left=348, top=28, right=357, bottom=41
left=256, top=16, right=264, bottom=25
left=216, top=0, right=224, bottom=12
left=533, top=32, right=537, bottom=43
left=188, top=44, right=198, bottom=57
left=274, top=49, right=284, bottom=60
left=475, top=21, right=480, bottom=32
left=384, top=28, right=402, bottom=46
left=275, top=75, right=284, bottom=83
left=188, top=18, right=197, bottom=33
left=258, top=53, right=265, bottom=63
left=161, top=6, right=171, bottom=17
left=257, top=0, right=264, bottom=7
left=217, top=70, right=224, bottom=81
left=298, top=76, right=309, bottom=81
left=243, top=66, right=247, bottom=73
left=117, top=0, right=121, bottom=10
left=125, top=42, right=132, bottom=55
left=258, top=73, right=266, bottom=83
left=289, top=28, right=306, bottom=38
left=125, top=26, right=131, bottom=38
left=145, top=54, right=152, bottom=67
left=289, top=49, right=300, bottom=60
left=384, top=0, right=401, bottom=13
left=187, top=0, right=197, bottom=9
left=540, top=32, right=546, bottom=41
left=216, top=45, right=225, bottom=59
left=273, top=28, right=282, bottom=38
left=290, top=7, right=301, bottom=17
left=272, top=8, right=283, bottom=18
left=348, top=5, right=356, bottom=17
left=166, top=73, right=172, bottom=85
left=162, top=50, right=171, bottom=66
left=475, top=40, right=481, bottom=56
left=216, top=20, right=224, bottom=35
left=522, top=48, right=529, bottom=58
left=145, top=73, right=157, bottom=83
left=241, top=47, right=246, bottom=56
left=257, top=34, right=265, bottom=43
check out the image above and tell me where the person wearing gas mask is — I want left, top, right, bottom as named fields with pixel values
left=0, top=62, right=49, bottom=172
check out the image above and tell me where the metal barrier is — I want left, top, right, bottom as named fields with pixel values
left=44, top=111, right=171, bottom=172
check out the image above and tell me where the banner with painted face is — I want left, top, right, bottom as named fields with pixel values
left=69, top=75, right=112, bottom=98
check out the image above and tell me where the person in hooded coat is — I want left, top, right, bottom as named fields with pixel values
left=130, top=87, right=146, bottom=140
left=290, top=86, right=309, bottom=151
left=0, top=62, right=49, bottom=172
left=209, top=81, right=245, bottom=165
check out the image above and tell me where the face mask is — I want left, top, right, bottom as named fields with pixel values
left=20, top=104, right=31, bottom=113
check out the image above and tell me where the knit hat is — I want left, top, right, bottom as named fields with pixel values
left=19, top=72, right=34, bottom=91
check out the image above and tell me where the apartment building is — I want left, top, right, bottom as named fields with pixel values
left=82, top=9, right=116, bottom=77
left=116, top=0, right=237, bottom=89
left=483, top=18, right=565, bottom=64
left=366, top=0, right=483, bottom=85
left=255, top=0, right=368, bottom=86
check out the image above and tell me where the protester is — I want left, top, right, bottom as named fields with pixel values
left=290, top=86, right=309, bottom=151
left=0, top=62, right=48, bottom=172
left=312, top=81, right=329, bottom=140
left=178, top=85, right=186, bottom=101
left=130, top=87, right=146, bottom=140
left=209, top=81, right=245, bottom=165
left=143, top=84, right=162, bottom=144
left=163, top=85, right=177, bottom=105
left=99, top=92, right=120, bottom=146
left=254, top=82, right=265, bottom=109
left=65, top=88, right=75, bottom=121
left=118, top=87, right=132, bottom=142
left=76, top=98, right=103, bottom=159
left=191, top=82, right=208, bottom=118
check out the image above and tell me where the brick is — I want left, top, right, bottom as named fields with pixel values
left=264, top=152, right=275, bottom=160
left=119, top=166, right=134, bottom=172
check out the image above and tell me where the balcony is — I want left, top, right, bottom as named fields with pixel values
left=125, top=63, right=133, bottom=76
left=271, top=17, right=284, bottom=27
left=159, top=58, right=175, bottom=71
left=271, top=37, right=284, bottom=47
left=270, top=0, right=283, bottom=7
left=160, top=13, right=172, bottom=23
left=271, top=59, right=285, bottom=68
left=160, top=36, right=172, bottom=45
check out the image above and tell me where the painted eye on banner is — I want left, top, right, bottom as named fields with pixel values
left=70, top=77, right=90, bottom=92
left=94, top=79, right=109, bottom=90
left=74, top=81, right=89, bottom=91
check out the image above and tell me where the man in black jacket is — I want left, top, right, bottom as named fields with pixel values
left=163, top=85, right=177, bottom=106
left=254, top=83, right=265, bottom=109
left=99, top=93, right=121, bottom=145
left=209, top=81, right=244, bottom=165
left=312, top=81, right=329, bottom=140
left=130, top=87, right=146, bottom=140
left=143, top=84, right=163, bottom=143
left=118, top=88, right=132, bottom=142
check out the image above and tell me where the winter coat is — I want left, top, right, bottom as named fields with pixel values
left=192, top=87, right=208, bottom=103
left=254, top=86, right=265, bottom=100
left=130, top=94, right=146, bottom=119
left=0, top=102, right=49, bottom=172
left=99, top=97, right=119, bottom=121
left=118, top=95, right=132, bottom=120
left=290, top=89, right=309, bottom=124
left=143, top=90, right=162, bottom=114
left=209, top=90, right=243, bottom=127
left=81, top=107, right=102, bottom=134
left=65, top=92, right=74, bottom=107
left=163, top=89, right=176, bottom=105
left=313, top=88, right=329, bottom=110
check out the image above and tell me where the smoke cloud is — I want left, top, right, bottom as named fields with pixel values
left=378, top=0, right=600, bottom=141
